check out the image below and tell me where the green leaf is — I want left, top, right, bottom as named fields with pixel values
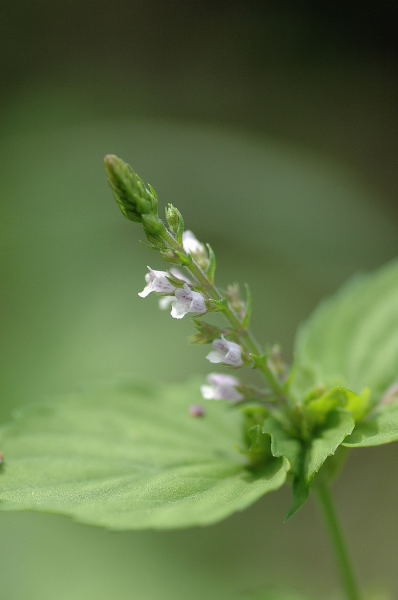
left=262, top=417, right=302, bottom=475
left=286, top=410, right=354, bottom=519
left=304, top=387, right=370, bottom=425
left=304, top=387, right=347, bottom=424
left=291, top=260, right=398, bottom=403
left=287, top=475, right=309, bottom=520
left=343, top=404, right=398, bottom=447
left=0, top=380, right=288, bottom=530
left=305, top=409, right=354, bottom=482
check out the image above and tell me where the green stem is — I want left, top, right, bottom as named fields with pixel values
left=316, top=481, right=362, bottom=600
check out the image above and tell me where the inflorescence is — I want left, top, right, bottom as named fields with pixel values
left=104, top=155, right=288, bottom=420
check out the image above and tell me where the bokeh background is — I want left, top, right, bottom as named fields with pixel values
left=1, top=2, right=397, bottom=599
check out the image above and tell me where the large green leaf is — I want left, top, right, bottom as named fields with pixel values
left=262, top=417, right=302, bottom=475
left=305, top=410, right=354, bottom=482
left=291, top=260, right=398, bottom=401
left=343, top=404, right=398, bottom=447
left=286, top=410, right=354, bottom=518
left=0, top=380, right=288, bottom=530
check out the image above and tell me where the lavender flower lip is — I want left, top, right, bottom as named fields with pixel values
left=206, top=335, right=244, bottom=367
left=138, top=267, right=176, bottom=298
left=170, top=284, right=207, bottom=319
left=201, top=373, right=243, bottom=402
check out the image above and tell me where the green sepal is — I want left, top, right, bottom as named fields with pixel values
left=207, top=298, right=229, bottom=312
left=205, top=243, right=217, bottom=282
left=190, top=319, right=223, bottom=344
left=165, top=203, right=184, bottom=244
left=242, top=283, right=252, bottom=328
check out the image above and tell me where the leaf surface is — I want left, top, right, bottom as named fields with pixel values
left=292, top=260, right=398, bottom=403
left=343, top=404, right=398, bottom=447
left=263, top=417, right=301, bottom=475
left=0, top=380, right=288, bottom=530
left=305, top=410, right=354, bottom=482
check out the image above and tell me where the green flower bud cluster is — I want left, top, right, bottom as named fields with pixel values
left=104, top=154, right=168, bottom=243
left=104, top=155, right=157, bottom=222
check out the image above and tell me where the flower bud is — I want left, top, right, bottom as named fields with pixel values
left=189, top=404, right=205, bottom=418
left=141, top=214, right=167, bottom=237
left=165, top=203, right=184, bottom=242
left=104, top=154, right=157, bottom=222
left=182, top=230, right=209, bottom=269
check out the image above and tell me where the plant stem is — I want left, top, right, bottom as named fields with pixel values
left=316, top=481, right=362, bottom=600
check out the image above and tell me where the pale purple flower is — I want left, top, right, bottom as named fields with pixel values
left=170, top=284, right=206, bottom=319
left=201, top=373, right=243, bottom=402
left=158, top=296, right=174, bottom=311
left=206, top=335, right=243, bottom=367
left=182, top=230, right=206, bottom=255
left=138, top=267, right=176, bottom=298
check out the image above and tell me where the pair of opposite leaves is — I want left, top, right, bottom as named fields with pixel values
left=0, top=260, right=397, bottom=530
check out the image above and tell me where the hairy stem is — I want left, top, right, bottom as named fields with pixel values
left=316, top=481, right=362, bottom=600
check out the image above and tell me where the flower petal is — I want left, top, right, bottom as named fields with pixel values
left=206, top=350, right=223, bottom=364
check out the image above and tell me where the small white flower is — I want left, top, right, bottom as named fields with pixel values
left=158, top=296, right=174, bottom=310
left=206, top=335, right=243, bottom=367
left=182, top=230, right=206, bottom=255
left=170, top=284, right=207, bottom=319
left=138, top=267, right=176, bottom=298
left=201, top=373, right=243, bottom=402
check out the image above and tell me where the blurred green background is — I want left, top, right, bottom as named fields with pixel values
left=0, top=2, right=397, bottom=599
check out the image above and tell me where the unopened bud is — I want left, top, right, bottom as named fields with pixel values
left=104, top=154, right=157, bottom=222
left=166, top=203, right=184, bottom=242
left=141, top=214, right=166, bottom=237
left=189, top=404, right=205, bottom=417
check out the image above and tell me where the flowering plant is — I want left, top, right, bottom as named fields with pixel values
left=0, top=154, right=397, bottom=600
